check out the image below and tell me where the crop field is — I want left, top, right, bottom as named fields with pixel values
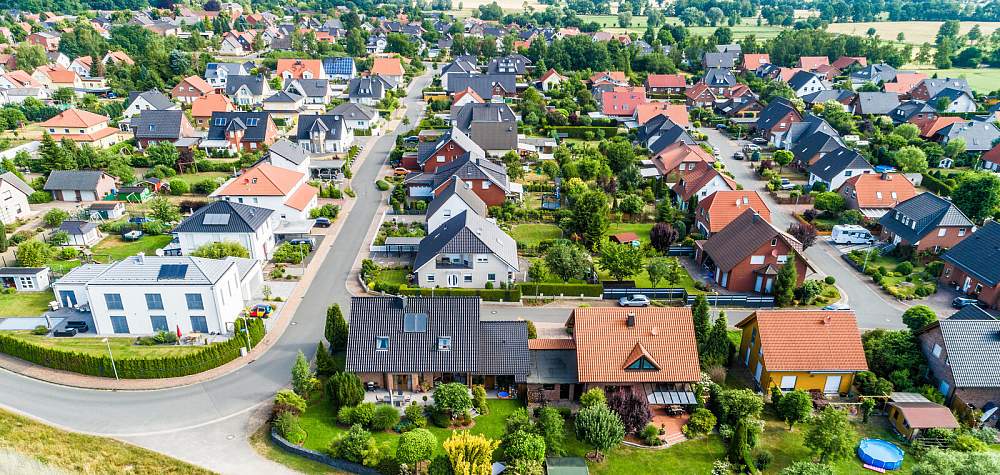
left=828, top=21, right=1000, bottom=45
left=906, top=67, right=1000, bottom=93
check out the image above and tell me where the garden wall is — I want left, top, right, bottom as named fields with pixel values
left=269, top=429, right=381, bottom=475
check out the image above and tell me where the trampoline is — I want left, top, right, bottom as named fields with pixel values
left=857, top=439, right=904, bottom=470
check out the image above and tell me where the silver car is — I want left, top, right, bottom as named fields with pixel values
left=618, top=295, right=650, bottom=307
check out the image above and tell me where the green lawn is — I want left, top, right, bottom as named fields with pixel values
left=0, top=290, right=55, bottom=317
left=908, top=68, right=1000, bottom=93
left=92, top=235, right=173, bottom=262
left=377, top=268, right=411, bottom=287
left=7, top=331, right=206, bottom=358
left=169, top=171, right=231, bottom=187
left=605, top=222, right=654, bottom=245
left=511, top=223, right=563, bottom=247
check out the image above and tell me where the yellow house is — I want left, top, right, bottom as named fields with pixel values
left=735, top=310, right=869, bottom=395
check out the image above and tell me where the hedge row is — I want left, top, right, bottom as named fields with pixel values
left=397, top=286, right=522, bottom=301
left=0, top=318, right=265, bottom=379
left=548, top=126, right=620, bottom=139
left=519, top=283, right=603, bottom=297
left=921, top=173, right=954, bottom=197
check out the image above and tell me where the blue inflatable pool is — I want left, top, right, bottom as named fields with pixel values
left=857, top=438, right=904, bottom=470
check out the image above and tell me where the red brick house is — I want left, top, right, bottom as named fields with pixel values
left=202, top=111, right=277, bottom=153
left=685, top=83, right=717, bottom=108
left=601, top=87, right=647, bottom=118
left=878, top=192, right=974, bottom=252
left=651, top=142, right=715, bottom=180
left=171, top=75, right=214, bottom=104
left=839, top=172, right=917, bottom=219
left=696, top=209, right=813, bottom=294
left=429, top=156, right=515, bottom=207
left=940, top=221, right=1000, bottom=308
left=27, top=32, right=59, bottom=51
left=414, top=128, right=485, bottom=173
left=695, top=190, right=771, bottom=236
left=980, top=142, right=1000, bottom=172
left=754, top=98, right=801, bottom=137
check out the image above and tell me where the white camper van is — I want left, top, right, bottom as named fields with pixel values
left=831, top=224, right=876, bottom=245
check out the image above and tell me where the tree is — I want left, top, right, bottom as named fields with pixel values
left=894, top=123, right=920, bottom=140
left=813, top=192, right=846, bottom=215
left=646, top=258, right=672, bottom=288
left=649, top=222, right=678, bottom=252
left=607, top=388, right=651, bottom=435
left=579, top=387, right=606, bottom=409
left=777, top=390, right=813, bottom=431
left=780, top=461, right=835, bottom=475
left=952, top=172, right=1000, bottom=222
left=15, top=239, right=52, bottom=267
left=570, top=190, right=609, bottom=247
left=618, top=194, right=644, bottom=216
left=434, top=383, right=473, bottom=416
left=902, top=305, right=938, bottom=333
left=788, top=223, right=818, bottom=249
left=911, top=449, right=1000, bottom=474
left=190, top=241, right=250, bottom=259
left=14, top=43, right=47, bottom=72
left=315, top=341, right=337, bottom=377
left=443, top=432, right=500, bottom=475
left=944, top=137, right=966, bottom=159
left=574, top=404, right=625, bottom=453
left=43, top=208, right=70, bottom=227
left=291, top=351, right=315, bottom=396
left=148, top=196, right=181, bottom=223
left=325, top=371, right=364, bottom=409
left=397, top=428, right=437, bottom=466
left=706, top=7, right=725, bottom=26
left=504, top=430, right=546, bottom=463
left=527, top=260, right=547, bottom=293
left=325, top=304, right=348, bottom=351
left=894, top=145, right=928, bottom=173
left=598, top=242, right=644, bottom=281
left=773, top=150, right=793, bottom=172
left=804, top=407, right=856, bottom=463
left=145, top=141, right=181, bottom=169
left=692, top=294, right=712, bottom=347
left=702, top=313, right=732, bottom=367
left=774, top=256, right=798, bottom=307
left=604, top=140, right=635, bottom=173
left=536, top=407, right=566, bottom=456
left=544, top=241, right=591, bottom=282
left=0, top=225, right=6, bottom=253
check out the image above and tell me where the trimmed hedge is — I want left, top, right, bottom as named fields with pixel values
left=0, top=318, right=265, bottom=379
left=519, top=283, right=603, bottom=297
left=398, top=286, right=521, bottom=301
left=549, top=126, right=620, bottom=139
left=921, top=173, right=954, bottom=196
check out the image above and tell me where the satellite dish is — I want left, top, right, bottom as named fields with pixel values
left=771, top=249, right=779, bottom=257
left=980, top=406, right=998, bottom=423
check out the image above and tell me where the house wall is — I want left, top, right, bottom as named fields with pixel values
left=939, top=263, right=1000, bottom=308
left=888, top=406, right=918, bottom=440
left=433, top=177, right=506, bottom=207
left=415, top=252, right=515, bottom=289
left=0, top=180, right=30, bottom=224
left=171, top=81, right=208, bottom=103
left=178, top=227, right=274, bottom=261
left=67, top=228, right=101, bottom=246
left=717, top=240, right=806, bottom=293
left=0, top=271, right=49, bottom=291
left=421, top=140, right=467, bottom=173
left=913, top=225, right=971, bottom=252
left=738, top=322, right=856, bottom=394
left=426, top=195, right=475, bottom=232
left=764, top=111, right=800, bottom=137
left=810, top=168, right=872, bottom=191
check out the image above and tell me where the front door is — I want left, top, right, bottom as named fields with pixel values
left=754, top=362, right=762, bottom=383
left=764, top=278, right=774, bottom=294
left=394, top=374, right=409, bottom=392
left=447, top=274, right=459, bottom=287
left=754, top=275, right=763, bottom=292
left=824, top=375, right=842, bottom=394
left=963, top=277, right=972, bottom=292
left=59, top=290, right=77, bottom=307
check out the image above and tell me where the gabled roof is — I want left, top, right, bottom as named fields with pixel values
left=910, top=115, right=962, bottom=138
left=884, top=72, right=927, bottom=94
left=785, top=114, right=840, bottom=146
left=267, top=139, right=309, bottom=166
left=697, top=191, right=771, bottom=233
left=703, top=52, right=735, bottom=69
left=790, top=130, right=843, bottom=165
left=486, top=54, right=530, bottom=75
left=131, top=110, right=188, bottom=140
left=937, top=120, right=1000, bottom=151
left=879, top=192, right=973, bottom=244
left=126, top=90, right=175, bottom=110
left=284, top=78, right=329, bottom=98
left=451, top=102, right=517, bottom=133
left=177, top=75, right=214, bottom=95
left=645, top=74, right=685, bottom=89
left=224, top=74, right=267, bottom=96
left=572, top=307, right=700, bottom=383
left=701, top=67, right=736, bottom=87
left=445, top=73, right=516, bottom=99
left=426, top=176, right=488, bottom=219
left=432, top=154, right=509, bottom=192
left=322, top=56, right=355, bottom=76
left=206, top=111, right=271, bottom=142
left=215, top=162, right=304, bottom=197
left=601, top=86, right=646, bottom=116
left=0, top=171, right=33, bottom=196
left=672, top=165, right=737, bottom=201
left=263, top=90, right=303, bottom=104
left=840, top=172, right=916, bottom=209
left=69, top=255, right=250, bottom=286
left=645, top=119, right=697, bottom=154
left=205, top=62, right=247, bottom=79
left=43, top=170, right=111, bottom=191
left=701, top=209, right=803, bottom=271
left=452, top=86, right=485, bottom=104
left=371, top=56, right=404, bottom=76
left=330, top=102, right=377, bottom=121
left=418, top=128, right=484, bottom=165
left=889, top=401, right=960, bottom=429
left=797, top=56, right=830, bottom=70
left=735, top=310, right=868, bottom=372
left=191, top=93, right=234, bottom=117
left=787, top=70, right=822, bottom=91
left=589, top=70, right=627, bottom=84
left=807, top=147, right=872, bottom=183
left=347, top=75, right=390, bottom=98
left=755, top=98, right=801, bottom=132
left=941, top=221, right=1000, bottom=287
left=831, top=56, right=867, bottom=70
left=652, top=141, right=714, bottom=175
left=850, top=63, right=898, bottom=84
left=947, top=303, right=997, bottom=321
left=275, top=58, right=322, bottom=79
left=918, top=77, right=973, bottom=98
left=635, top=102, right=689, bottom=126
left=295, top=114, right=346, bottom=142
left=174, top=200, right=272, bottom=233
left=927, top=316, right=1000, bottom=388
left=414, top=210, right=518, bottom=271
left=853, top=92, right=901, bottom=115
left=40, top=108, right=108, bottom=128
left=742, top=53, right=770, bottom=71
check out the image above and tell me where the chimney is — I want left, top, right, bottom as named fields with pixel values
left=823, top=315, right=832, bottom=325
left=136, top=252, right=145, bottom=264
left=626, top=312, right=636, bottom=327
left=881, top=172, right=890, bottom=180
left=398, top=295, right=407, bottom=309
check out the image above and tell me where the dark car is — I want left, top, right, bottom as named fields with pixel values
left=733, top=151, right=745, bottom=160
left=53, top=328, right=78, bottom=337
left=314, top=217, right=331, bottom=228
left=65, top=321, right=89, bottom=333
left=403, top=136, right=419, bottom=144
left=289, top=238, right=315, bottom=251
left=952, top=297, right=982, bottom=309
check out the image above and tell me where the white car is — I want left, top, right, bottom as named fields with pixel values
left=618, top=295, right=650, bottom=307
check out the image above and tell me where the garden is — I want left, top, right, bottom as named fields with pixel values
left=846, top=247, right=940, bottom=300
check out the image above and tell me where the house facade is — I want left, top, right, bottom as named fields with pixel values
left=0, top=171, right=32, bottom=224
left=940, top=221, right=1000, bottom=307
left=201, top=111, right=277, bottom=153
left=174, top=200, right=275, bottom=261
left=878, top=192, right=974, bottom=252
left=414, top=210, right=519, bottom=289
left=43, top=170, right=117, bottom=202
left=211, top=162, right=318, bottom=221
left=295, top=114, right=354, bottom=154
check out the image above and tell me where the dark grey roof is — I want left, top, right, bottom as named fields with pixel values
left=931, top=87, right=972, bottom=103
left=802, top=89, right=855, bottom=106
left=205, top=62, right=248, bottom=81
left=59, top=220, right=98, bottom=235
left=528, top=349, right=578, bottom=384
left=451, top=101, right=517, bottom=131
left=920, top=78, right=973, bottom=98
left=807, top=147, right=872, bottom=183
left=702, top=209, right=804, bottom=271
left=442, top=59, right=477, bottom=76
left=948, top=304, right=997, bottom=321
left=853, top=92, right=901, bottom=115
left=284, top=78, right=329, bottom=98
left=791, top=132, right=844, bottom=164
left=417, top=128, right=484, bottom=165
left=936, top=318, right=1000, bottom=387
left=431, top=154, right=509, bottom=191
left=0, top=171, right=33, bottom=196
left=173, top=200, right=272, bottom=234
left=426, top=176, right=488, bottom=219
left=647, top=123, right=697, bottom=155
left=703, top=52, right=735, bottom=69
left=414, top=210, right=518, bottom=271
left=267, top=139, right=309, bottom=165
left=851, top=63, right=898, bottom=84
left=937, top=121, right=1000, bottom=151
left=330, top=102, right=377, bottom=121
left=126, top=90, right=175, bottom=110
left=445, top=73, right=516, bottom=99
left=478, top=321, right=530, bottom=382
left=264, top=90, right=303, bottom=104
left=43, top=170, right=108, bottom=191
left=941, top=221, right=1000, bottom=287
left=295, top=114, right=346, bottom=142
left=206, top=112, right=272, bottom=142
left=702, top=67, right=736, bottom=87
left=785, top=114, right=840, bottom=147
left=879, top=192, right=973, bottom=244
left=0, top=267, right=47, bottom=275
left=347, top=76, right=389, bottom=99
left=891, top=100, right=936, bottom=124
left=224, top=74, right=267, bottom=96
left=486, top=54, right=530, bottom=75
left=131, top=110, right=186, bottom=140
left=755, top=98, right=799, bottom=132
left=788, top=70, right=821, bottom=91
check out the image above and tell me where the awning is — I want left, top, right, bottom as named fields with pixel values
left=274, top=219, right=315, bottom=235
left=640, top=167, right=661, bottom=178
left=646, top=390, right=697, bottom=405
left=509, top=182, right=523, bottom=194
left=198, top=139, right=230, bottom=148
left=860, top=208, right=889, bottom=219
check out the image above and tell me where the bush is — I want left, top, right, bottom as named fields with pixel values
left=274, top=389, right=307, bottom=416
left=376, top=179, right=390, bottom=191
left=28, top=191, right=52, bottom=204
left=580, top=387, right=607, bottom=409
left=640, top=423, right=661, bottom=446
left=192, top=179, right=220, bottom=195
left=504, top=430, right=546, bottom=462
left=472, top=384, right=488, bottom=414
left=31, top=325, right=48, bottom=335
left=328, top=424, right=376, bottom=465
left=952, top=433, right=988, bottom=452
left=399, top=286, right=521, bottom=301
left=309, top=204, right=340, bottom=219
left=396, top=428, right=436, bottom=465
left=405, top=402, right=427, bottom=428
left=325, top=371, right=365, bottom=409
left=518, top=283, right=603, bottom=297
left=574, top=404, right=625, bottom=453
left=274, top=411, right=306, bottom=445
left=168, top=179, right=190, bottom=195
left=351, top=402, right=377, bottom=427
left=371, top=404, right=401, bottom=431
left=755, top=450, right=773, bottom=471
left=896, top=262, right=914, bottom=275
left=683, top=408, right=717, bottom=437
left=434, top=382, right=473, bottom=416
left=337, top=406, right=355, bottom=425
left=824, top=276, right=836, bottom=285
left=273, top=242, right=311, bottom=264
left=42, top=209, right=70, bottom=227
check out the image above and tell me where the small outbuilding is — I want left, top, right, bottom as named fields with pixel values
left=88, top=201, right=126, bottom=220
left=887, top=392, right=960, bottom=440
left=0, top=267, right=50, bottom=291
left=609, top=232, right=641, bottom=247
left=58, top=220, right=102, bottom=247
left=546, top=457, right=589, bottom=475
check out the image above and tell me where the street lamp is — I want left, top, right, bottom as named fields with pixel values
left=102, top=337, right=119, bottom=380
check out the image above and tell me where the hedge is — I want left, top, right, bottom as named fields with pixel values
left=921, top=173, right=954, bottom=196
left=549, top=126, right=620, bottom=139
left=519, top=283, right=603, bottom=297
left=398, top=286, right=521, bottom=301
left=0, top=318, right=265, bottom=379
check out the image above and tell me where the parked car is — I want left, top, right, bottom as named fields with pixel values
left=403, top=136, right=419, bottom=144
left=53, top=328, right=78, bottom=337
left=752, top=137, right=768, bottom=145
left=129, top=216, right=152, bottom=225
left=831, top=225, right=876, bottom=245
left=733, top=151, right=745, bottom=160
left=779, top=178, right=796, bottom=190
left=122, top=230, right=143, bottom=241
left=393, top=167, right=410, bottom=176
left=618, top=294, right=651, bottom=307
left=822, top=302, right=851, bottom=311
left=289, top=238, right=315, bottom=251
left=65, top=321, right=89, bottom=332
left=314, top=217, right=331, bottom=228
left=952, top=297, right=982, bottom=309
left=249, top=304, right=273, bottom=319
left=715, top=123, right=727, bottom=130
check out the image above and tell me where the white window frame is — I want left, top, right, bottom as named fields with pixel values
left=932, top=344, right=942, bottom=358
left=779, top=375, right=797, bottom=390
left=750, top=255, right=765, bottom=265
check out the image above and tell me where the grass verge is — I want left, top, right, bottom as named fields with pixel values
left=8, top=331, right=205, bottom=358
left=0, top=289, right=55, bottom=317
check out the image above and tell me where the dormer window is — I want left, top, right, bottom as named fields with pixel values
left=437, top=336, right=452, bottom=351
left=626, top=357, right=657, bottom=370
left=376, top=336, right=389, bottom=351
left=771, top=238, right=778, bottom=246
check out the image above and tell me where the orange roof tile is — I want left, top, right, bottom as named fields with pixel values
left=37, top=66, right=78, bottom=84
left=104, top=51, right=134, bottom=65
left=276, top=59, right=323, bottom=79
left=890, top=402, right=960, bottom=429
left=50, top=126, right=120, bottom=143
left=840, top=173, right=916, bottom=209
left=831, top=56, right=867, bottom=70
left=653, top=142, right=714, bottom=175
left=884, top=72, right=927, bottom=94
left=735, top=310, right=869, bottom=372
left=371, top=57, right=404, bottom=76
left=743, top=53, right=770, bottom=71
left=179, top=75, right=214, bottom=95
left=572, top=307, right=700, bottom=383
left=685, top=82, right=714, bottom=101
left=635, top=103, right=690, bottom=126
left=73, top=55, right=92, bottom=68
left=672, top=164, right=735, bottom=201
left=778, top=67, right=803, bottom=83
left=798, top=56, right=830, bottom=71
left=453, top=86, right=484, bottom=104
left=191, top=93, right=234, bottom=118
left=217, top=163, right=305, bottom=196
left=285, top=183, right=318, bottom=211
left=539, top=68, right=565, bottom=83
left=41, top=108, right=109, bottom=128
left=911, top=115, right=964, bottom=138
left=984, top=143, right=1000, bottom=165
left=3, top=70, right=40, bottom=87
left=698, top=190, right=771, bottom=233
left=528, top=339, right=576, bottom=350
left=646, top=73, right=685, bottom=89
left=589, top=70, right=627, bottom=84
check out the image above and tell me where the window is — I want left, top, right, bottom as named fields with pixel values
left=426, top=274, right=435, bottom=282
left=959, top=228, right=966, bottom=236
left=437, top=336, right=452, bottom=351
left=107, top=316, right=130, bottom=334
left=844, top=170, right=852, bottom=177
left=443, top=209, right=452, bottom=217
left=482, top=181, right=490, bottom=189
left=944, top=267, right=951, bottom=277
left=464, top=274, right=473, bottom=283
left=436, top=155, right=445, bottom=162
left=476, top=257, right=488, bottom=263
left=779, top=375, right=797, bottom=390
left=626, top=357, right=657, bottom=370
left=488, top=273, right=496, bottom=281
left=975, top=283, right=983, bottom=293
left=932, top=344, right=942, bottom=358
left=150, top=316, right=168, bottom=332
left=376, top=336, right=389, bottom=351
left=190, top=316, right=208, bottom=333
left=18, top=277, right=34, bottom=289
left=938, top=228, right=947, bottom=237
left=770, top=238, right=778, bottom=246
left=213, top=117, right=226, bottom=126
left=777, top=255, right=789, bottom=264
left=185, top=293, right=204, bottom=310
left=876, top=191, right=883, bottom=200
left=750, top=255, right=765, bottom=265
left=145, top=293, right=164, bottom=310
left=104, top=293, right=123, bottom=310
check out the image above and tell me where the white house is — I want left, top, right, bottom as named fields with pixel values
left=330, top=102, right=380, bottom=132
left=295, top=114, right=353, bottom=154
left=211, top=162, right=318, bottom=222
left=413, top=210, right=519, bottom=289
left=425, top=177, right=488, bottom=232
left=204, top=62, right=249, bottom=89
left=52, top=254, right=262, bottom=335
left=0, top=171, right=32, bottom=224
left=123, top=90, right=179, bottom=119
left=174, top=200, right=275, bottom=261
left=806, top=147, right=873, bottom=191
left=788, top=71, right=828, bottom=98
left=674, top=167, right=739, bottom=210
left=0, top=267, right=50, bottom=291
left=265, top=139, right=311, bottom=174
left=58, top=220, right=102, bottom=246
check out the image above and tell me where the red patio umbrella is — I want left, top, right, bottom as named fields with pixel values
left=176, top=324, right=182, bottom=339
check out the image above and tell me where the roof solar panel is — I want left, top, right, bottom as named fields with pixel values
left=203, top=213, right=231, bottom=226
left=157, top=264, right=188, bottom=280
left=403, top=313, right=428, bottom=332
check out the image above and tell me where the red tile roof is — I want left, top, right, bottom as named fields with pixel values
left=735, top=310, right=869, bottom=372
left=41, top=108, right=109, bottom=128
left=883, top=72, right=927, bottom=95
left=276, top=59, right=323, bottom=79
left=589, top=70, right=627, bottom=84
left=645, top=73, right=685, bottom=89
left=285, top=183, right=318, bottom=211
left=672, top=165, right=737, bottom=201
left=743, top=53, right=770, bottom=71
left=601, top=86, right=646, bottom=117
left=635, top=103, right=689, bottom=126
left=217, top=163, right=305, bottom=196
left=697, top=190, right=771, bottom=233
left=652, top=142, right=715, bottom=175
left=191, top=93, right=234, bottom=118
left=178, top=75, right=214, bottom=95
left=453, top=86, right=485, bottom=104
left=528, top=338, right=576, bottom=350
left=840, top=173, right=917, bottom=209
left=831, top=56, right=867, bottom=70
left=371, top=57, right=404, bottom=76
left=798, top=56, right=830, bottom=71
left=911, top=115, right=964, bottom=138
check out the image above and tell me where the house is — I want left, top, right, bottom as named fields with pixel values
left=640, top=116, right=696, bottom=154
left=911, top=78, right=973, bottom=103
left=429, top=154, right=519, bottom=207
left=174, top=200, right=275, bottom=261
left=265, top=139, right=310, bottom=174
left=915, top=305, right=1000, bottom=414
left=28, top=31, right=60, bottom=51
left=124, top=90, right=178, bottom=119
left=935, top=120, right=1000, bottom=152
left=703, top=52, right=736, bottom=69
left=415, top=128, right=485, bottom=173
left=102, top=51, right=134, bottom=66
left=275, top=59, right=322, bottom=80
left=684, top=83, right=717, bottom=108
left=742, top=53, right=770, bottom=72
left=130, top=110, right=197, bottom=150
left=797, top=56, right=830, bottom=71
left=940, top=221, right=1000, bottom=307
left=568, top=307, right=700, bottom=406
left=68, top=55, right=93, bottom=77
left=932, top=88, right=977, bottom=113
left=212, top=162, right=317, bottom=222
left=589, top=71, right=628, bottom=87
left=262, top=90, right=305, bottom=121
left=886, top=392, right=960, bottom=440
left=806, top=146, right=873, bottom=191
left=831, top=56, right=868, bottom=71
left=370, top=57, right=405, bottom=84
left=0, top=70, right=42, bottom=89
left=801, top=90, right=855, bottom=109
left=634, top=103, right=689, bottom=127
left=696, top=209, right=813, bottom=293
left=451, top=87, right=485, bottom=108
left=204, top=62, right=249, bottom=89
left=644, top=74, right=686, bottom=94
left=538, top=68, right=566, bottom=92
left=295, top=114, right=353, bottom=154
left=346, top=296, right=529, bottom=392
left=701, top=68, right=737, bottom=95
left=736, top=310, right=868, bottom=394
left=224, top=74, right=270, bottom=106
left=695, top=190, right=771, bottom=236
left=190, top=93, right=235, bottom=129
left=43, top=170, right=117, bottom=202
left=0, top=267, right=50, bottom=292
left=171, top=75, right=214, bottom=104
left=446, top=73, right=517, bottom=100
left=321, top=57, right=357, bottom=82
left=672, top=166, right=738, bottom=209
left=850, top=63, right=899, bottom=86
left=31, top=66, right=82, bottom=91
left=440, top=57, right=478, bottom=90
left=883, top=73, right=928, bottom=96
left=850, top=92, right=901, bottom=116
left=778, top=114, right=840, bottom=150
left=0, top=87, right=49, bottom=105
left=330, top=102, right=380, bottom=132
left=414, top=210, right=519, bottom=288
left=426, top=177, right=488, bottom=232
left=878, top=192, right=974, bottom=252
left=787, top=71, right=828, bottom=97
left=59, top=220, right=102, bottom=246
left=0, top=171, right=32, bottom=224
left=892, top=100, right=938, bottom=125
left=284, top=78, right=332, bottom=106
left=754, top=98, right=802, bottom=142
left=451, top=102, right=518, bottom=155
left=839, top=172, right=917, bottom=219
left=486, top=54, right=531, bottom=76
left=600, top=87, right=646, bottom=119
left=218, top=30, right=255, bottom=55
left=715, top=96, right=763, bottom=121
left=87, top=201, right=125, bottom=220
left=201, top=112, right=277, bottom=153
left=650, top=141, right=715, bottom=181
left=52, top=255, right=262, bottom=335
left=347, top=75, right=390, bottom=106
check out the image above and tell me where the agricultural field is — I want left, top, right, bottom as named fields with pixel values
left=906, top=67, right=1000, bottom=93
left=828, top=21, right=1000, bottom=45
left=583, top=15, right=787, bottom=40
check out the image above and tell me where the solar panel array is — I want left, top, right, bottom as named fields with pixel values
left=157, top=264, right=189, bottom=280
left=203, top=213, right=231, bottom=226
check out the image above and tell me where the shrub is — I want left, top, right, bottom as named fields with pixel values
left=337, top=406, right=355, bottom=425
left=28, top=191, right=52, bottom=204
left=376, top=179, right=391, bottom=191
left=31, top=325, right=48, bottom=336
left=503, top=430, right=546, bottom=462
left=574, top=404, right=625, bottom=453
left=192, top=179, right=220, bottom=195
left=755, top=450, right=773, bottom=471
left=309, top=204, right=340, bottom=219
left=351, top=402, right=377, bottom=427
left=896, top=262, right=914, bottom=275
left=168, top=179, right=190, bottom=195
left=273, top=389, right=307, bottom=417
left=518, top=283, right=602, bottom=297
left=433, top=382, right=473, bottom=416
left=683, top=408, right=717, bottom=437
left=405, top=402, right=427, bottom=428
left=824, top=276, right=836, bottom=285
left=371, top=404, right=401, bottom=431
left=273, top=242, right=310, bottom=264
left=640, top=423, right=661, bottom=446
left=951, top=433, right=988, bottom=452
left=579, top=387, right=607, bottom=409
left=274, top=411, right=306, bottom=445
left=328, top=424, right=375, bottom=464
left=472, top=384, right=488, bottom=414
left=325, top=371, right=364, bottom=409
left=42, top=209, right=69, bottom=227
left=396, top=428, right=436, bottom=465
left=607, top=388, right=651, bottom=434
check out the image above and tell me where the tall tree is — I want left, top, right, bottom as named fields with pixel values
left=901, top=305, right=938, bottom=333
left=774, top=256, right=798, bottom=307
left=325, top=303, right=348, bottom=351
left=148, top=196, right=181, bottom=222
left=804, top=407, right=856, bottom=463
left=692, top=294, right=711, bottom=348
left=544, top=240, right=591, bottom=283
left=702, top=312, right=731, bottom=367
left=569, top=190, right=609, bottom=248
left=598, top=242, right=644, bottom=281
left=951, top=172, right=1000, bottom=222
left=777, top=390, right=813, bottom=431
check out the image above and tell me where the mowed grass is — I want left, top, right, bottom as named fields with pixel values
left=8, top=331, right=206, bottom=358
left=0, top=290, right=55, bottom=317
left=907, top=68, right=1000, bottom=93
left=511, top=223, right=563, bottom=246
left=92, top=234, right=174, bottom=262
left=0, top=407, right=213, bottom=475
left=169, top=171, right=231, bottom=187
left=828, top=21, right=1000, bottom=45
left=605, top=222, right=654, bottom=245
